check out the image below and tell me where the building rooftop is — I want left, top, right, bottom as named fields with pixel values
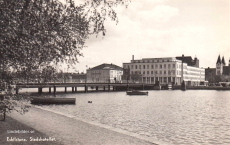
left=88, top=63, right=123, bottom=70
left=176, top=56, right=199, bottom=67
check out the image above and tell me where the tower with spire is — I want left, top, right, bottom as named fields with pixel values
left=216, top=55, right=223, bottom=75
left=222, top=56, right=226, bottom=66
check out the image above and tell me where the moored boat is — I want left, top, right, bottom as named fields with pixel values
left=31, top=97, right=76, bottom=105
left=126, top=90, right=148, bottom=95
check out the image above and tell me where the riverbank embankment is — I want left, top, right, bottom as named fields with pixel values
left=172, top=85, right=230, bottom=90
left=4, top=106, right=158, bottom=145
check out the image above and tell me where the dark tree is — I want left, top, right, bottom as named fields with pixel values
left=41, top=66, right=57, bottom=83
left=0, top=0, right=129, bottom=119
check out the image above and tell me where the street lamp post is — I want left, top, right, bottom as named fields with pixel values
left=85, top=65, right=88, bottom=83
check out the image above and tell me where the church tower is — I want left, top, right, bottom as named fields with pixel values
left=222, top=56, right=226, bottom=66
left=216, top=55, right=223, bottom=75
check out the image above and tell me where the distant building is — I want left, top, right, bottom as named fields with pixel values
left=205, top=68, right=216, bottom=83
left=86, top=63, right=123, bottom=83
left=215, top=55, right=230, bottom=75
left=176, top=56, right=199, bottom=68
left=123, top=55, right=205, bottom=85
left=205, top=55, right=230, bottom=83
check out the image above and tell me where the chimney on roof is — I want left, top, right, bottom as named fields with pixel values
left=182, top=54, right=184, bottom=63
left=132, top=55, right=134, bottom=60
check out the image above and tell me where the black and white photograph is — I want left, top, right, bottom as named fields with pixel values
left=0, top=0, right=230, bottom=144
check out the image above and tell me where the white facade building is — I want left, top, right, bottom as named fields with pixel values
left=123, top=56, right=205, bottom=85
left=86, top=63, right=123, bottom=83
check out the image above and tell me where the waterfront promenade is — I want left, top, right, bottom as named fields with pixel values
left=3, top=106, right=157, bottom=145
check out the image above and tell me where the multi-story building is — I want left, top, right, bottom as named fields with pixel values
left=123, top=55, right=205, bottom=85
left=86, top=63, right=123, bottom=83
left=205, top=55, right=230, bottom=83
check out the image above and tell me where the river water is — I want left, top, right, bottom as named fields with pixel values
left=29, top=90, right=230, bottom=145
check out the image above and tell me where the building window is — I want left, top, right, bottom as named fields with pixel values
left=173, top=64, right=175, bottom=68
left=143, top=71, right=145, bottom=74
left=159, top=77, right=162, bottom=82
left=151, top=65, right=154, bottom=69
left=151, top=71, right=153, bottom=74
left=168, top=64, right=171, bottom=68
left=139, top=65, right=141, bottom=69
left=135, top=65, right=137, bottom=69
left=147, top=65, right=149, bottom=69
left=217, top=71, right=220, bottom=75
left=164, top=71, right=166, bottom=74
left=143, top=65, right=145, bottom=69
left=164, top=64, right=166, bottom=68
left=147, top=71, right=149, bottom=74
left=160, top=65, right=162, bottom=69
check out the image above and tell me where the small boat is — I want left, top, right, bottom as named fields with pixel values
left=31, top=97, right=76, bottom=105
left=126, top=90, right=148, bottom=95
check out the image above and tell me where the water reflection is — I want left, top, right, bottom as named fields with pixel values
left=36, top=90, right=230, bottom=145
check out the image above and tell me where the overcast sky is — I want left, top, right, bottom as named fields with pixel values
left=67, top=0, right=230, bottom=73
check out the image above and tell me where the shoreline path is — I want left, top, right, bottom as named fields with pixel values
left=2, top=106, right=159, bottom=145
